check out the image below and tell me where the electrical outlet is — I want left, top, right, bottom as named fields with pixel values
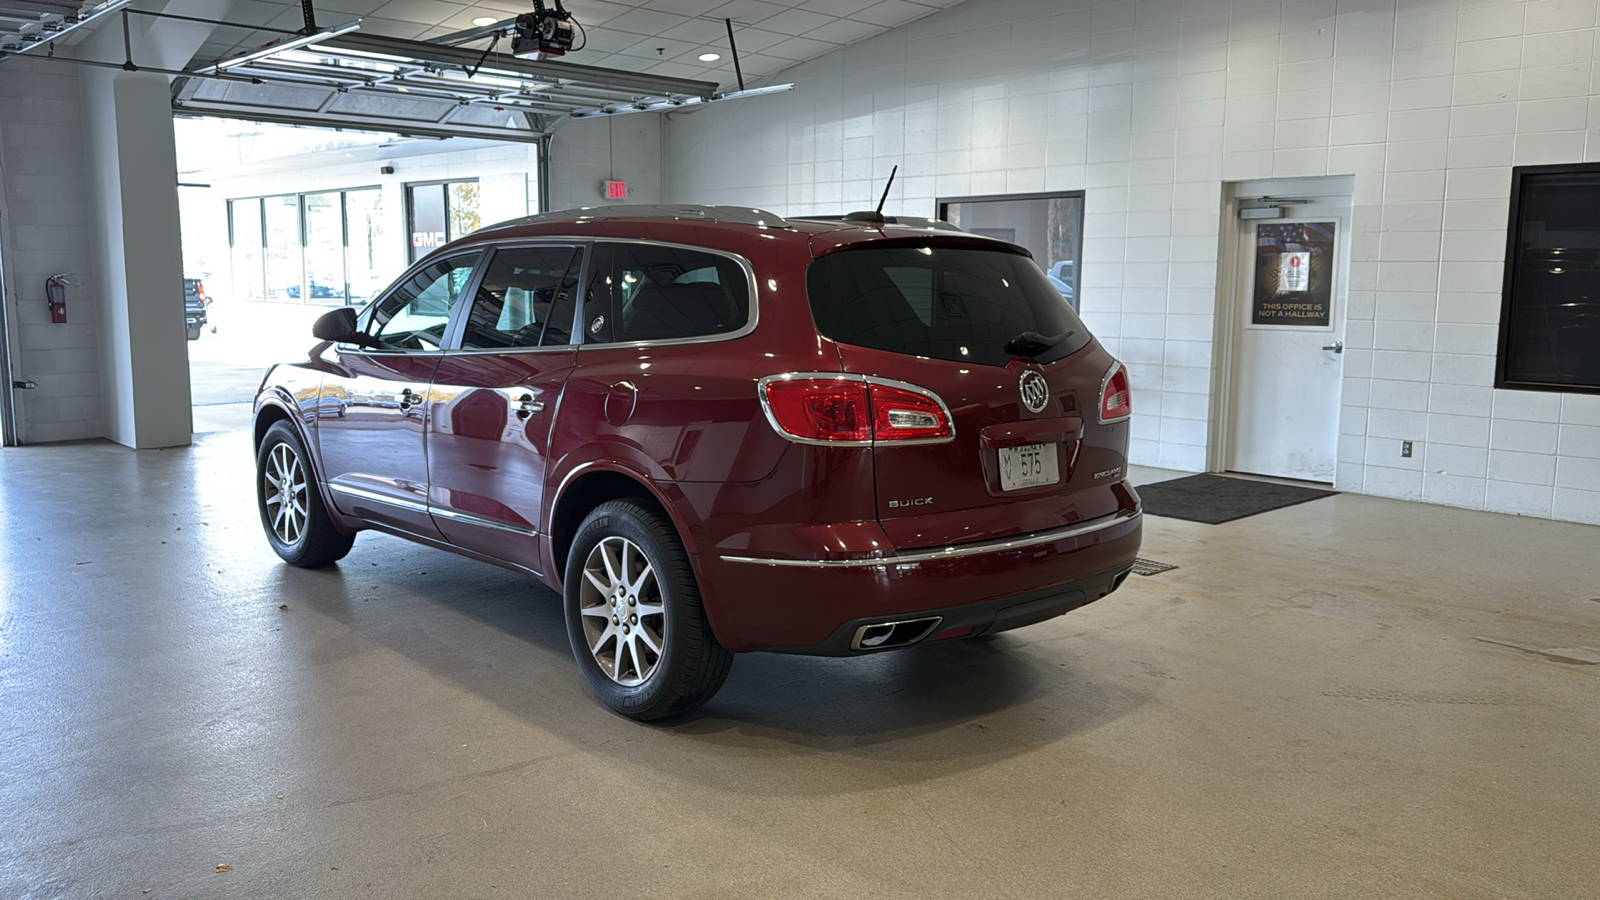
left=1401, top=440, right=1413, bottom=458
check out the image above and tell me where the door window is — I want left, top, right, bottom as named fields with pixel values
left=584, top=243, right=750, bottom=344
left=459, top=245, right=583, bottom=349
left=366, top=252, right=481, bottom=350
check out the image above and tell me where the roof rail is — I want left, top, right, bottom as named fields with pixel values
left=792, top=214, right=968, bottom=233
left=491, top=204, right=788, bottom=229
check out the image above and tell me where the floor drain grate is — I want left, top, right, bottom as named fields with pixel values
left=1131, top=557, right=1177, bottom=576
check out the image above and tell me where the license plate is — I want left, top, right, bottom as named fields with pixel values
left=998, top=443, right=1059, bottom=491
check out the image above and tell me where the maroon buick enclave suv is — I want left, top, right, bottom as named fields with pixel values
left=253, top=205, right=1142, bottom=720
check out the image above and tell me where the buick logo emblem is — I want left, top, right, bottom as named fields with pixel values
left=1019, top=371, right=1050, bottom=413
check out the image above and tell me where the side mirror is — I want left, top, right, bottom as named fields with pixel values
left=313, top=307, right=361, bottom=343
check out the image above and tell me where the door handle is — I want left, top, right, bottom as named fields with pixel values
left=1321, top=341, right=1344, bottom=354
left=515, top=393, right=544, bottom=420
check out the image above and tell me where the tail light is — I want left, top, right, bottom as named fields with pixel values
left=1099, top=361, right=1131, bottom=424
left=760, top=375, right=954, bottom=445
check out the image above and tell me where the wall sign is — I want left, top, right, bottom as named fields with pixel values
left=605, top=180, right=627, bottom=199
left=1252, top=221, right=1335, bottom=326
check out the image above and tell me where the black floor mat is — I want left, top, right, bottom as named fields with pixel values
left=1136, top=473, right=1336, bottom=524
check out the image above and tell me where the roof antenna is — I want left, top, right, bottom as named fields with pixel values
left=846, top=165, right=898, bottom=225
left=874, top=164, right=897, bottom=218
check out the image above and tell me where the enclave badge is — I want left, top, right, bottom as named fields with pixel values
left=1019, top=370, right=1050, bottom=414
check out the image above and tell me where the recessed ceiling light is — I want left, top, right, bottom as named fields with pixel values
left=472, top=16, right=497, bottom=26
left=698, top=52, right=721, bottom=61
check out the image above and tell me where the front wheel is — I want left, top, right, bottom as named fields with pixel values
left=563, top=500, right=733, bottom=721
left=256, top=420, right=355, bottom=567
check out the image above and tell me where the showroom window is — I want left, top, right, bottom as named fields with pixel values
left=1498, top=163, right=1600, bottom=393
left=407, top=180, right=480, bottom=264
left=228, top=187, right=388, bottom=306
left=938, top=192, right=1085, bottom=311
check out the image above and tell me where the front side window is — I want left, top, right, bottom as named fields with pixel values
left=366, top=252, right=480, bottom=350
left=1499, top=164, right=1600, bottom=392
left=583, top=243, right=751, bottom=344
left=459, top=245, right=582, bottom=349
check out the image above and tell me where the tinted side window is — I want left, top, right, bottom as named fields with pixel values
left=459, top=245, right=582, bottom=349
left=586, top=243, right=750, bottom=344
left=806, top=245, right=1092, bottom=367
left=367, top=252, right=480, bottom=350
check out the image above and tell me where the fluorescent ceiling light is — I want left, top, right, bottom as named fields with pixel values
left=208, top=20, right=362, bottom=71
left=698, top=52, right=720, bottom=61
left=472, top=16, right=498, bottom=26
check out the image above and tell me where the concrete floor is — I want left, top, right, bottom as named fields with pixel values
left=2, top=411, right=1598, bottom=899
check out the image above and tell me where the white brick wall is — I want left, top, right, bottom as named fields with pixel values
left=548, top=116, right=667, bottom=210
left=665, top=0, right=1600, bottom=525
left=0, top=58, right=101, bottom=443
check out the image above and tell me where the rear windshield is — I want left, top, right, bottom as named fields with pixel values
left=806, top=245, right=1092, bottom=367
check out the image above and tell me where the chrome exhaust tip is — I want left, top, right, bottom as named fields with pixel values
left=850, top=616, right=943, bottom=651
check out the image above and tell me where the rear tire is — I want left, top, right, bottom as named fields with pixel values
left=563, top=500, right=733, bottom=721
left=256, top=420, right=354, bottom=567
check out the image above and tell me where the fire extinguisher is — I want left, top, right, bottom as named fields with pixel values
left=46, top=274, right=69, bottom=324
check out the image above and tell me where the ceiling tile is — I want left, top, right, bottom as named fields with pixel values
left=657, top=17, right=730, bottom=44
left=851, top=0, right=934, bottom=28
left=312, top=0, right=394, bottom=17
left=641, top=0, right=726, bottom=16
left=563, top=0, right=637, bottom=28
left=788, top=0, right=877, bottom=15
left=753, top=7, right=835, bottom=35
left=617, top=35, right=700, bottom=59
left=604, top=7, right=693, bottom=35
left=763, top=34, right=836, bottom=59
left=721, top=26, right=787, bottom=52
left=643, top=59, right=713, bottom=79
left=371, top=0, right=463, bottom=27
left=804, top=17, right=884, bottom=44
left=703, top=0, right=787, bottom=26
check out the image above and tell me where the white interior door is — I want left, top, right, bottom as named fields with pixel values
left=1227, top=190, right=1351, bottom=483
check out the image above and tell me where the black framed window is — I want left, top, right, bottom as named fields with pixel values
left=582, top=243, right=750, bottom=344
left=937, top=191, right=1085, bottom=311
left=1499, top=163, right=1600, bottom=393
left=406, top=180, right=480, bottom=264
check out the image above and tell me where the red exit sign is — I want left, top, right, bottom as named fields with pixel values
left=605, top=180, right=627, bottom=199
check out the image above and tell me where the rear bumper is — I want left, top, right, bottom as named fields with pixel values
left=695, top=506, right=1142, bottom=652
left=766, top=563, right=1135, bottom=656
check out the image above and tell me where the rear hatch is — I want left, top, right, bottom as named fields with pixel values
left=806, top=239, right=1131, bottom=551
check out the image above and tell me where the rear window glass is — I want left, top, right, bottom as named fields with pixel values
left=806, top=245, right=1092, bottom=367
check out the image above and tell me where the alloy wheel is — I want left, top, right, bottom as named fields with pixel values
left=577, top=535, right=666, bottom=686
left=263, top=442, right=309, bottom=547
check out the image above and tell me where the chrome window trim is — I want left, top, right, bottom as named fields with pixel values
left=578, top=238, right=761, bottom=349
left=430, top=505, right=541, bottom=538
left=720, top=508, right=1139, bottom=568
left=755, top=372, right=958, bottom=448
